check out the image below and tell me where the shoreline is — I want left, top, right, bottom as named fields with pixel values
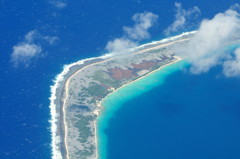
left=98, top=55, right=182, bottom=112
left=49, top=31, right=196, bottom=159
left=49, top=57, right=108, bottom=159
left=62, top=59, right=114, bottom=159
left=96, top=56, right=182, bottom=158
left=62, top=40, right=187, bottom=158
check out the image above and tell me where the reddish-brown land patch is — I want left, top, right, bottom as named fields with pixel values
left=132, top=60, right=157, bottom=70
left=110, top=68, right=135, bottom=80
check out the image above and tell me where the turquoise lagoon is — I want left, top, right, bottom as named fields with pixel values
left=97, top=56, right=240, bottom=159
left=97, top=61, right=187, bottom=159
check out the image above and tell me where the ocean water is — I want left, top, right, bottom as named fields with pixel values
left=99, top=62, right=240, bottom=159
left=98, top=61, right=187, bottom=159
left=0, top=0, right=238, bottom=158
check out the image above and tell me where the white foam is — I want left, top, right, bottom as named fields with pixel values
left=137, top=31, right=196, bottom=49
left=104, top=31, right=196, bottom=55
left=49, top=56, right=108, bottom=159
left=49, top=31, right=196, bottom=159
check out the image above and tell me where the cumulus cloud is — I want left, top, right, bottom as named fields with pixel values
left=24, top=30, right=39, bottom=42
left=176, top=7, right=240, bottom=76
left=164, top=2, right=200, bottom=35
left=11, top=30, right=58, bottom=67
left=223, top=48, right=240, bottom=77
left=11, top=43, right=42, bottom=67
left=105, top=38, right=137, bottom=54
left=106, top=12, right=158, bottom=54
left=230, top=3, right=240, bottom=11
left=123, top=12, right=158, bottom=40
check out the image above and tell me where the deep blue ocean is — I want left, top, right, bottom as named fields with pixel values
left=0, top=0, right=238, bottom=158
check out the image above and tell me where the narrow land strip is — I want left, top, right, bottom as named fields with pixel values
left=61, top=37, right=191, bottom=159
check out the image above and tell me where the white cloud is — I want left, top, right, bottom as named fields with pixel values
left=223, top=48, right=240, bottom=77
left=106, top=12, right=158, bottom=54
left=11, top=30, right=58, bottom=67
left=230, top=3, right=240, bottom=11
left=43, top=36, right=59, bottom=45
left=24, top=30, right=58, bottom=44
left=105, top=38, right=137, bottom=54
left=164, top=2, right=200, bottom=35
left=11, top=43, right=42, bottom=67
left=176, top=7, right=240, bottom=75
left=24, top=30, right=39, bottom=42
left=123, top=12, right=158, bottom=40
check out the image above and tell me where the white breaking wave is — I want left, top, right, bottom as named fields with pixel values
left=49, top=56, right=109, bottom=159
left=137, top=31, right=196, bottom=49
left=49, top=31, right=196, bottom=159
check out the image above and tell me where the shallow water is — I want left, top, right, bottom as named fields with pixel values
left=99, top=61, right=240, bottom=159
left=98, top=61, right=187, bottom=159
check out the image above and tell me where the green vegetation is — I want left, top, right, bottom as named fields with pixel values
left=74, top=114, right=94, bottom=143
left=75, top=145, right=95, bottom=158
left=83, top=82, right=109, bottom=97
left=92, top=70, right=119, bottom=86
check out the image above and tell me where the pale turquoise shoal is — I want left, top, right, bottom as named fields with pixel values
left=97, top=60, right=188, bottom=159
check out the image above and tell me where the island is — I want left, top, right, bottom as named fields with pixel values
left=49, top=32, right=196, bottom=159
